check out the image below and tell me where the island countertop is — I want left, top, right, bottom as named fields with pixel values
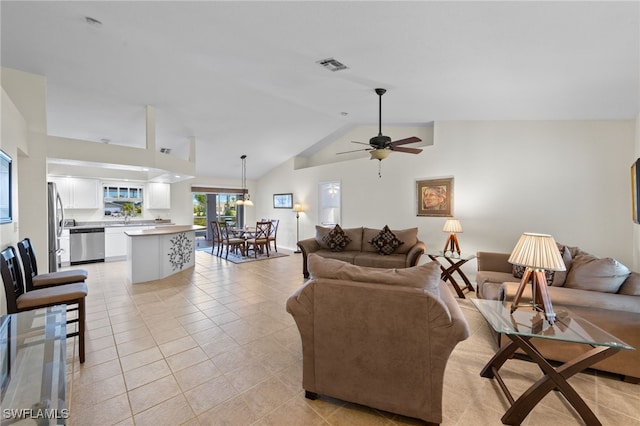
left=125, top=225, right=205, bottom=237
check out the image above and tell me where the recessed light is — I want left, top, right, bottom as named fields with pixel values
left=340, top=112, right=348, bottom=116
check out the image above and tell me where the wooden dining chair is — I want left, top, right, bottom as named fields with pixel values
left=18, top=237, right=88, bottom=292
left=246, top=221, right=272, bottom=258
left=1, top=246, right=87, bottom=363
left=221, top=222, right=246, bottom=259
left=210, top=221, right=222, bottom=257
left=267, top=219, right=279, bottom=252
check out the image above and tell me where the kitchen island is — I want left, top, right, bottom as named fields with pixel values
left=125, top=225, right=205, bottom=284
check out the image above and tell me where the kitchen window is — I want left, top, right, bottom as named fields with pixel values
left=104, top=185, right=143, bottom=217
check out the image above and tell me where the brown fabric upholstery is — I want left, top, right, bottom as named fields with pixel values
left=298, top=226, right=426, bottom=278
left=16, top=282, right=88, bottom=310
left=287, top=257, right=469, bottom=423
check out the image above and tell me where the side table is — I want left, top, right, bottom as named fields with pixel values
left=426, top=252, right=476, bottom=298
left=471, top=299, right=634, bottom=425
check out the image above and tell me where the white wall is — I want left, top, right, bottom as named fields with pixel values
left=256, top=120, right=636, bottom=278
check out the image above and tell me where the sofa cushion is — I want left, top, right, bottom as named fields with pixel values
left=320, top=224, right=352, bottom=252
left=354, top=253, right=408, bottom=269
left=550, top=247, right=573, bottom=287
left=313, top=249, right=358, bottom=265
left=362, top=227, right=418, bottom=254
left=307, top=254, right=441, bottom=296
left=618, top=272, right=640, bottom=296
left=369, top=225, right=404, bottom=255
left=564, top=254, right=631, bottom=293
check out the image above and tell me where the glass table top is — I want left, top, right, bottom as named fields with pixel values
left=426, top=251, right=477, bottom=261
left=471, top=299, right=634, bottom=350
left=1, top=306, right=68, bottom=425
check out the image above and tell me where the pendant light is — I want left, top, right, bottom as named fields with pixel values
left=236, top=154, right=253, bottom=206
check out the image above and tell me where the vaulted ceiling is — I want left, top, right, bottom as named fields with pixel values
left=1, top=1, right=638, bottom=180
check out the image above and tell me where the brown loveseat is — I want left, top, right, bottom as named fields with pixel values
left=296, top=225, right=426, bottom=278
left=286, top=254, right=469, bottom=424
left=476, top=245, right=640, bottom=382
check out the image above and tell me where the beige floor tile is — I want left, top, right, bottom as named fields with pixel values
left=166, top=346, right=210, bottom=372
left=159, top=334, right=198, bottom=357
left=123, top=358, right=172, bottom=390
left=72, top=374, right=127, bottom=407
left=127, top=374, right=182, bottom=414
left=133, top=393, right=196, bottom=426
left=184, top=375, right=239, bottom=415
left=119, top=346, right=164, bottom=372
left=70, top=393, right=132, bottom=426
left=253, top=396, right=327, bottom=426
left=241, top=376, right=296, bottom=419
left=197, top=394, right=257, bottom=426
left=174, top=359, right=221, bottom=391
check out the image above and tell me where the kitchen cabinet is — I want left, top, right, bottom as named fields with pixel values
left=105, top=225, right=153, bottom=260
left=60, top=229, right=70, bottom=266
left=146, top=183, right=171, bottom=209
left=50, top=177, right=100, bottom=209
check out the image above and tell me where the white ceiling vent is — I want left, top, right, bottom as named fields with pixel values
left=316, top=57, right=348, bottom=72
left=160, top=147, right=171, bottom=154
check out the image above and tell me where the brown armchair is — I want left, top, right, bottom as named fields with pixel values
left=286, top=255, right=469, bottom=424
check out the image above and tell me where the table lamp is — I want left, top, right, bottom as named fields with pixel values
left=508, top=232, right=566, bottom=325
left=442, top=219, right=463, bottom=255
left=293, top=204, right=305, bottom=253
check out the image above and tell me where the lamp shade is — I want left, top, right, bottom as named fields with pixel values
left=508, top=233, right=566, bottom=271
left=370, top=149, right=391, bottom=160
left=293, top=203, right=304, bottom=213
left=443, top=219, right=463, bottom=233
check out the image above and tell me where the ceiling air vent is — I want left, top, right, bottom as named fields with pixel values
left=160, top=148, right=171, bottom=154
left=316, top=57, right=348, bottom=72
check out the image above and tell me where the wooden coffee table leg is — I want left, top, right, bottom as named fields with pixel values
left=500, top=335, right=618, bottom=426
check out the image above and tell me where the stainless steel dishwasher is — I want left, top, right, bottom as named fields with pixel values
left=70, top=227, right=105, bottom=265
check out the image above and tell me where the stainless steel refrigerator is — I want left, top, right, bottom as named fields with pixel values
left=47, top=181, right=65, bottom=272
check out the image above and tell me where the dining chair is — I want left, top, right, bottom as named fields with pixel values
left=221, top=222, right=246, bottom=259
left=246, top=221, right=272, bottom=258
left=210, top=221, right=222, bottom=257
left=1, top=246, right=87, bottom=363
left=268, top=219, right=279, bottom=252
left=18, top=237, right=88, bottom=292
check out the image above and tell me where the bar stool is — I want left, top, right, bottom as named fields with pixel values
left=1, top=246, right=87, bottom=363
left=18, top=237, right=87, bottom=291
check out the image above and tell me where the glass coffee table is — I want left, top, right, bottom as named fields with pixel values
left=471, top=299, right=634, bottom=426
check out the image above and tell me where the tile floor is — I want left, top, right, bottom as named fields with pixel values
left=64, top=249, right=640, bottom=426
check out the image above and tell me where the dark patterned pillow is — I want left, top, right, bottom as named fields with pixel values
left=512, top=265, right=555, bottom=284
left=322, top=224, right=352, bottom=252
left=369, top=225, right=404, bottom=255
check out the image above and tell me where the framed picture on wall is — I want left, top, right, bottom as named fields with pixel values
left=632, top=159, right=639, bottom=224
left=273, top=193, right=293, bottom=209
left=416, top=177, right=453, bottom=217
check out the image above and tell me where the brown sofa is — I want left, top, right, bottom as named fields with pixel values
left=296, top=225, right=426, bottom=278
left=476, top=245, right=640, bottom=382
left=286, top=254, right=469, bottom=424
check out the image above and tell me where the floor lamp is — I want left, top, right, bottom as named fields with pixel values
left=508, top=233, right=566, bottom=325
left=293, top=204, right=304, bottom=253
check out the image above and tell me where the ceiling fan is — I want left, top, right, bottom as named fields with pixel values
left=337, top=88, right=423, bottom=162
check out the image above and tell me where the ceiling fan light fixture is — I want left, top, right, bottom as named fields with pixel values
left=370, top=149, right=391, bottom=160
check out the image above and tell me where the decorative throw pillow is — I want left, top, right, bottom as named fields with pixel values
left=512, top=264, right=555, bottom=284
left=321, top=224, right=352, bottom=252
left=369, top=225, right=404, bottom=255
left=564, top=255, right=631, bottom=293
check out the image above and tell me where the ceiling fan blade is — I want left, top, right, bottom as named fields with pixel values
left=390, top=136, right=422, bottom=147
left=351, top=141, right=371, bottom=146
left=392, top=146, right=423, bottom=154
left=337, top=148, right=371, bottom=155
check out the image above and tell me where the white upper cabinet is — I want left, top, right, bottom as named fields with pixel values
left=50, top=177, right=100, bottom=209
left=146, top=182, right=171, bottom=209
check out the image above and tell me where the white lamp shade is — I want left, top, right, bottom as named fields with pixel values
left=508, top=233, right=566, bottom=271
left=244, top=199, right=254, bottom=206
left=443, top=219, right=463, bottom=233
left=293, top=204, right=304, bottom=213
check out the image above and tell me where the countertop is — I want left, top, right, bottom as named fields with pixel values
left=125, top=225, right=205, bottom=237
left=65, top=220, right=174, bottom=230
